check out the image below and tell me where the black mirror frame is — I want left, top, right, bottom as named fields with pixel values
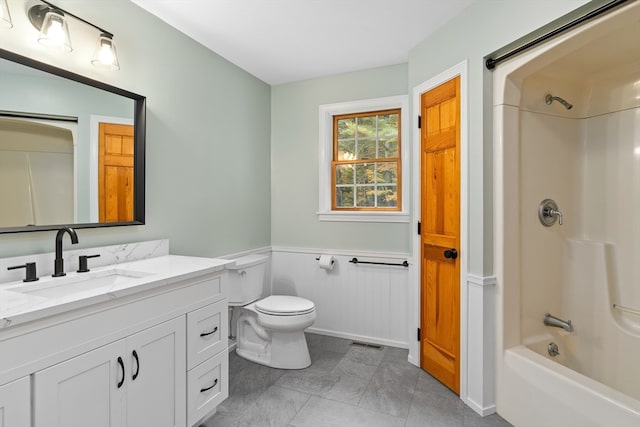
left=0, top=48, right=145, bottom=234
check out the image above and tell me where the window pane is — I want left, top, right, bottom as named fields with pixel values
left=357, top=139, right=376, bottom=159
left=355, top=163, right=375, bottom=184
left=331, top=108, right=401, bottom=212
left=378, top=113, right=399, bottom=138
left=356, top=186, right=375, bottom=207
left=376, top=162, right=397, bottom=183
left=338, top=118, right=355, bottom=139
left=335, top=164, right=354, bottom=185
left=379, top=138, right=398, bottom=158
left=336, top=187, right=354, bottom=208
left=377, top=186, right=398, bottom=207
left=337, top=140, right=355, bottom=160
left=357, top=116, right=376, bottom=138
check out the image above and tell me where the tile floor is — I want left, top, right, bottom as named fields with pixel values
left=203, top=333, right=512, bottom=427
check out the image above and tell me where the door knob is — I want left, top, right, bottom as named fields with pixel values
left=444, top=248, right=458, bottom=260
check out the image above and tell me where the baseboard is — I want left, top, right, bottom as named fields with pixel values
left=464, top=396, right=497, bottom=417
left=467, top=274, right=497, bottom=287
left=306, top=327, right=409, bottom=350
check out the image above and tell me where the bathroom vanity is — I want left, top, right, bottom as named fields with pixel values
left=0, top=248, right=231, bottom=427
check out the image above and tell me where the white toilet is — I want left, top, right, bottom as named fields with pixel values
left=228, top=254, right=316, bottom=369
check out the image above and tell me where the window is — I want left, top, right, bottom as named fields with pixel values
left=332, top=109, right=401, bottom=210
left=318, top=96, right=409, bottom=222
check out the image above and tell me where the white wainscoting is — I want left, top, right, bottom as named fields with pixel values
left=271, top=247, right=411, bottom=348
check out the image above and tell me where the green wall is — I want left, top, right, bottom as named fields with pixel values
left=270, top=64, right=410, bottom=253
left=0, top=0, right=271, bottom=258
left=408, top=0, right=590, bottom=275
left=0, top=0, right=598, bottom=270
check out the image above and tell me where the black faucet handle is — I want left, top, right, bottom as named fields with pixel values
left=7, top=262, right=39, bottom=282
left=77, top=254, right=101, bottom=273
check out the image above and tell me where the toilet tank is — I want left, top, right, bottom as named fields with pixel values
left=227, top=254, right=268, bottom=306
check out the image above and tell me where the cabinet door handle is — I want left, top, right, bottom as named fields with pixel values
left=117, top=356, right=125, bottom=388
left=200, top=326, right=218, bottom=337
left=200, top=378, right=218, bottom=393
left=132, top=350, right=140, bottom=381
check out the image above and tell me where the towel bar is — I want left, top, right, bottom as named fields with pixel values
left=349, top=257, right=408, bottom=268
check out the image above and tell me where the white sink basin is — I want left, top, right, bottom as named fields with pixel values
left=13, top=269, right=153, bottom=299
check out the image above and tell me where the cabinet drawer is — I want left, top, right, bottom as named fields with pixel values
left=187, top=350, right=228, bottom=427
left=187, top=299, right=227, bottom=370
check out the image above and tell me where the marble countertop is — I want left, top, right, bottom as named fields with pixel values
left=0, top=255, right=232, bottom=329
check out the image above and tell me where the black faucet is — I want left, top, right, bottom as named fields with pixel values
left=53, top=227, right=79, bottom=277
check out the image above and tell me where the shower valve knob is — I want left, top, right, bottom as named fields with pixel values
left=444, top=248, right=458, bottom=260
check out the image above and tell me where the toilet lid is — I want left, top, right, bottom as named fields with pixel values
left=255, top=295, right=315, bottom=316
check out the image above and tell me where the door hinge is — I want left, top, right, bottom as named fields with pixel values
left=417, top=221, right=421, bottom=235
left=417, top=328, right=421, bottom=341
left=418, top=115, right=422, bottom=129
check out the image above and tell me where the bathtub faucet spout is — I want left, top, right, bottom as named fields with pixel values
left=544, top=313, right=574, bottom=332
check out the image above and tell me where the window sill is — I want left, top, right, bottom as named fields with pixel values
left=317, top=211, right=410, bottom=223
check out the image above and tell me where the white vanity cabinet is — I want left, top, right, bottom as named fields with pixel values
left=0, top=257, right=230, bottom=427
left=186, top=299, right=229, bottom=426
left=33, top=316, right=186, bottom=427
left=0, top=377, right=30, bottom=427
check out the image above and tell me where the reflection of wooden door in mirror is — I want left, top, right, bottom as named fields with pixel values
left=99, top=123, right=134, bottom=222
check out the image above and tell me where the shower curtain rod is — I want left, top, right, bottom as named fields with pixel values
left=485, top=0, right=631, bottom=70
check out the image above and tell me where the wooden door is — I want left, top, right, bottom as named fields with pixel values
left=420, top=77, right=461, bottom=393
left=126, top=317, right=186, bottom=427
left=32, top=340, right=127, bottom=427
left=99, top=123, right=134, bottom=222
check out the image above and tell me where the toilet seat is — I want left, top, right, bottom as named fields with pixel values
left=255, top=295, right=315, bottom=316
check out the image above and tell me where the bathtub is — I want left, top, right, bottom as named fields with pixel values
left=493, top=2, right=640, bottom=425
left=501, top=345, right=640, bottom=427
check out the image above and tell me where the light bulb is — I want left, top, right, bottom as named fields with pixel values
left=92, top=34, right=120, bottom=70
left=46, top=19, right=64, bottom=43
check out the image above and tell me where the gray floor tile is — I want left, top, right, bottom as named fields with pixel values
left=319, top=372, right=369, bottom=405
left=358, top=360, right=421, bottom=417
left=332, top=356, right=380, bottom=380
left=235, top=385, right=311, bottom=427
left=342, top=344, right=386, bottom=366
left=276, top=369, right=342, bottom=395
left=203, top=333, right=512, bottom=427
left=306, top=333, right=352, bottom=355
left=290, top=396, right=405, bottom=427
left=381, top=346, right=409, bottom=362
left=463, top=413, right=513, bottom=427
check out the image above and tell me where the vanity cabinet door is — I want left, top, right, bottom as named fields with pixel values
left=126, top=316, right=186, bottom=427
left=0, top=377, right=30, bottom=427
left=33, top=340, right=127, bottom=427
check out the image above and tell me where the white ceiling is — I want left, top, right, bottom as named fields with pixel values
left=130, top=0, right=474, bottom=85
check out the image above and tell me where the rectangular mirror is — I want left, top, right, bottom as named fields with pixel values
left=0, top=49, right=145, bottom=233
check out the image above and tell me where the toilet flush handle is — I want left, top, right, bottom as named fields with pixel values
left=239, top=270, right=246, bottom=277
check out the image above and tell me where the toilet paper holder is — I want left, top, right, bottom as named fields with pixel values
left=315, top=255, right=335, bottom=270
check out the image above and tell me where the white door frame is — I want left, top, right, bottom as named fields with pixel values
left=409, top=60, right=470, bottom=406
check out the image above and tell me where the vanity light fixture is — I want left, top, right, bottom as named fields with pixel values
left=91, top=33, right=120, bottom=71
left=0, top=0, right=12, bottom=29
left=28, top=0, right=120, bottom=70
left=33, top=7, right=72, bottom=52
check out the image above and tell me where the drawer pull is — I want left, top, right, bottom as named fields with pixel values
left=117, top=356, right=125, bottom=388
left=200, top=378, right=218, bottom=393
left=132, top=350, right=140, bottom=381
left=200, top=326, right=218, bottom=337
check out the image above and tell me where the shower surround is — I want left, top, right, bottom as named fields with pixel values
left=493, top=2, right=640, bottom=426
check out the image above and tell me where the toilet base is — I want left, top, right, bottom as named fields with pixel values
left=236, top=329, right=311, bottom=369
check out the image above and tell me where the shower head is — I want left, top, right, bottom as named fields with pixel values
left=545, top=93, right=573, bottom=110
